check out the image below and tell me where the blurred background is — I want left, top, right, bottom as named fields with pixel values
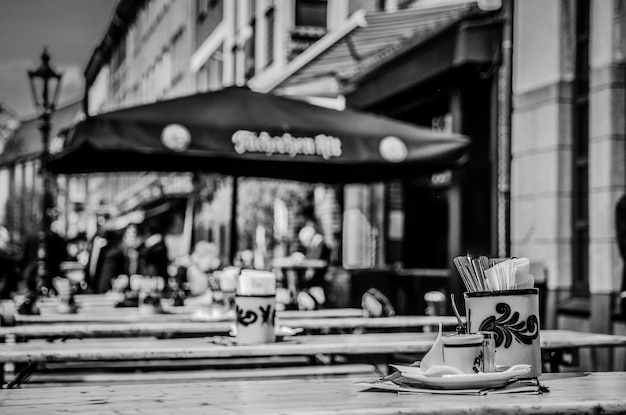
left=0, top=0, right=625, bottom=369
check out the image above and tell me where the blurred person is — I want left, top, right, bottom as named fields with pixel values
left=18, top=224, right=68, bottom=314
left=295, top=221, right=329, bottom=264
left=123, top=224, right=142, bottom=276
left=66, top=232, right=88, bottom=264
left=0, top=226, right=20, bottom=300
left=235, top=249, right=255, bottom=269
left=615, top=193, right=626, bottom=320
left=292, top=219, right=330, bottom=310
left=85, top=229, right=108, bottom=292
left=139, top=221, right=170, bottom=293
left=93, top=229, right=127, bottom=294
left=186, top=241, right=222, bottom=296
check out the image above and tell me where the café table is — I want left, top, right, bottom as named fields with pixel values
left=2, top=330, right=625, bottom=387
left=13, top=306, right=366, bottom=324
left=2, top=372, right=626, bottom=414
left=0, top=315, right=460, bottom=341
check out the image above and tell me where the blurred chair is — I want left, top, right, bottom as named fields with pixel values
left=361, top=288, right=395, bottom=318
left=424, top=290, right=447, bottom=316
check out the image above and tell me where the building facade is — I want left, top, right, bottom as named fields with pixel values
left=253, top=0, right=626, bottom=361
left=83, top=0, right=392, bottom=266
left=5, top=1, right=625, bottom=354
left=511, top=0, right=626, bottom=347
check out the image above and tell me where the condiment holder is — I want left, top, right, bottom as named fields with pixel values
left=235, top=269, right=277, bottom=345
left=455, top=255, right=542, bottom=379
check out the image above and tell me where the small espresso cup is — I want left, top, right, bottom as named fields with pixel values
left=235, top=294, right=276, bottom=345
left=441, top=333, right=484, bottom=374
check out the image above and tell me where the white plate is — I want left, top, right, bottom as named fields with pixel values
left=390, top=364, right=531, bottom=390
left=275, top=326, right=304, bottom=337
left=228, top=325, right=303, bottom=337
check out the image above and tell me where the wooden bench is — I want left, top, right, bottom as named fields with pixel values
left=24, top=363, right=380, bottom=387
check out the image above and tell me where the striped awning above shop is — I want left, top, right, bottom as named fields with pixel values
left=251, top=2, right=498, bottom=97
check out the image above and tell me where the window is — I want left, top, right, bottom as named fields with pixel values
left=244, top=19, right=256, bottom=81
left=295, top=0, right=327, bottom=28
left=208, top=50, right=223, bottom=90
left=343, top=184, right=385, bottom=269
left=197, top=0, right=209, bottom=20
left=572, top=0, right=590, bottom=297
left=170, top=30, right=185, bottom=85
left=162, top=49, right=171, bottom=89
left=198, top=49, right=223, bottom=92
left=265, top=5, right=274, bottom=67
left=290, top=0, right=327, bottom=60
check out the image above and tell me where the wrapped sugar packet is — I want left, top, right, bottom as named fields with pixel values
left=235, top=270, right=277, bottom=344
left=219, top=266, right=240, bottom=292
left=237, top=269, right=276, bottom=296
left=512, top=258, right=534, bottom=289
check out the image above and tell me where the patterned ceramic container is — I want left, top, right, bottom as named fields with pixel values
left=235, top=294, right=276, bottom=345
left=464, top=288, right=541, bottom=378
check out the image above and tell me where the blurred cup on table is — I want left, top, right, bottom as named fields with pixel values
left=235, top=270, right=276, bottom=345
left=137, top=276, right=164, bottom=315
left=464, top=288, right=541, bottom=378
left=0, top=299, right=16, bottom=326
left=441, top=333, right=484, bottom=374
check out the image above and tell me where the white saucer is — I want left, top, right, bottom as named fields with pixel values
left=276, top=326, right=304, bottom=337
left=227, top=325, right=304, bottom=337
left=390, top=364, right=531, bottom=390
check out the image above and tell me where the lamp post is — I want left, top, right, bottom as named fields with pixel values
left=24, top=47, right=62, bottom=311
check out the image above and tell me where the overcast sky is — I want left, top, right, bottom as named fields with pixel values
left=0, top=0, right=118, bottom=120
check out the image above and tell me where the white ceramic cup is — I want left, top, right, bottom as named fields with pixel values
left=441, top=333, right=484, bottom=374
left=235, top=294, right=276, bottom=345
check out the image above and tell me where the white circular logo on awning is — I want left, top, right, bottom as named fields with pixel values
left=49, top=135, right=65, bottom=154
left=379, top=136, right=408, bottom=162
left=161, top=124, right=191, bottom=152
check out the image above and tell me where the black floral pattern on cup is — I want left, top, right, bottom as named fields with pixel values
left=477, top=303, right=539, bottom=348
left=473, top=351, right=483, bottom=374
left=236, top=305, right=275, bottom=327
left=236, top=306, right=258, bottom=327
left=259, top=304, right=275, bottom=324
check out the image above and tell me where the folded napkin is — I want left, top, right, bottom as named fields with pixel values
left=418, top=322, right=444, bottom=370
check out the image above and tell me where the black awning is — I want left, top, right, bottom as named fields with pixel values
left=46, top=87, right=470, bottom=183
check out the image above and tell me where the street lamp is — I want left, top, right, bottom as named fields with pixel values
left=22, top=47, right=62, bottom=312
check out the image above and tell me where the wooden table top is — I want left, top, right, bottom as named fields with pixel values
left=271, top=258, right=328, bottom=269
left=1, top=330, right=624, bottom=364
left=0, top=332, right=438, bottom=363
left=13, top=306, right=367, bottom=324
left=2, top=372, right=626, bottom=414
left=1, top=315, right=458, bottom=340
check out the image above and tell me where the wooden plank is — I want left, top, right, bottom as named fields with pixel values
left=2, top=372, right=626, bottom=414
left=13, top=307, right=366, bottom=324
left=540, top=329, right=626, bottom=349
left=1, top=316, right=460, bottom=340
left=1, top=330, right=624, bottom=365
left=41, top=356, right=312, bottom=371
left=0, top=332, right=438, bottom=364
left=27, top=363, right=379, bottom=386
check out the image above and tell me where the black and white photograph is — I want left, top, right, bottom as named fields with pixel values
left=1, top=0, right=626, bottom=413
